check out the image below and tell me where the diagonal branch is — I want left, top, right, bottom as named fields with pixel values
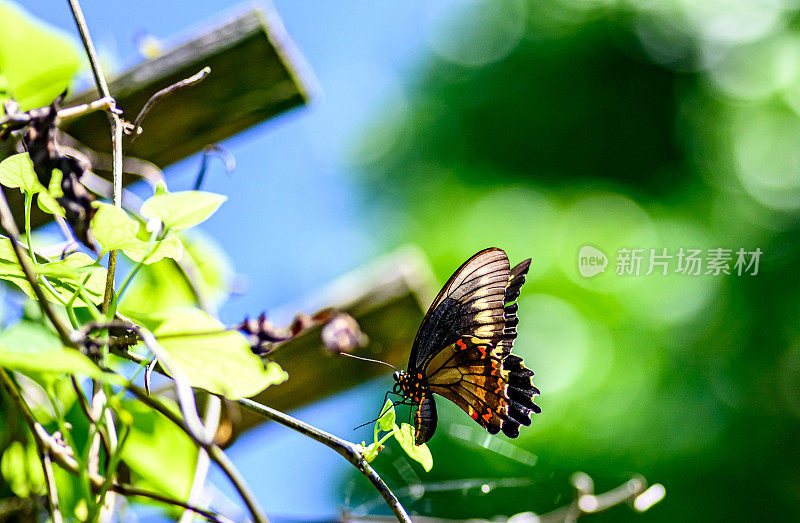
left=128, top=67, right=211, bottom=144
left=237, top=398, right=411, bottom=523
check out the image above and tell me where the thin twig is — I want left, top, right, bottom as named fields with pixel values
left=66, top=0, right=124, bottom=314
left=237, top=398, right=411, bottom=523
left=112, top=484, right=232, bottom=523
left=538, top=472, right=664, bottom=523
left=70, top=375, right=94, bottom=421
left=128, top=67, right=211, bottom=144
left=41, top=452, right=63, bottom=523
left=0, top=96, right=116, bottom=129
left=180, top=396, right=222, bottom=523
left=193, top=145, right=235, bottom=191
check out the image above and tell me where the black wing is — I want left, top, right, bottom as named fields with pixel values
left=408, top=248, right=530, bottom=373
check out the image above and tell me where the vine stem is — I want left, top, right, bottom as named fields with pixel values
left=0, top=187, right=72, bottom=345
left=64, top=7, right=122, bottom=518
left=237, top=398, right=412, bottom=523
left=65, top=0, right=123, bottom=314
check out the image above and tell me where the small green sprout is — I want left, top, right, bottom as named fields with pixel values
left=360, top=398, right=433, bottom=472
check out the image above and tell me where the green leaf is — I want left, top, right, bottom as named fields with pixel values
left=378, top=398, right=396, bottom=432
left=121, top=399, right=198, bottom=499
left=140, top=190, right=227, bottom=231
left=394, top=423, right=433, bottom=472
left=0, top=321, right=122, bottom=383
left=0, top=153, right=43, bottom=194
left=117, top=236, right=183, bottom=264
left=0, top=252, right=107, bottom=307
left=37, top=168, right=64, bottom=216
left=90, top=203, right=139, bottom=252
left=0, top=237, right=105, bottom=306
left=0, top=440, right=44, bottom=498
left=0, top=2, right=80, bottom=110
left=152, top=308, right=287, bottom=399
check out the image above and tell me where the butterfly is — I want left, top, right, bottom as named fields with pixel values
left=391, top=247, right=540, bottom=445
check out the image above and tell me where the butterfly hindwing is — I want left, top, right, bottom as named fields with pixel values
left=425, top=337, right=540, bottom=438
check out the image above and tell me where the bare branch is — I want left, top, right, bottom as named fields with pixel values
left=112, top=484, right=233, bottom=523
left=66, top=0, right=124, bottom=313
left=41, top=452, right=63, bottom=523
left=0, top=96, right=116, bottom=130
left=180, top=396, right=222, bottom=523
left=238, top=398, right=411, bottom=523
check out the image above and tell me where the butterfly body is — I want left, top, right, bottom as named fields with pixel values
left=392, top=248, right=541, bottom=445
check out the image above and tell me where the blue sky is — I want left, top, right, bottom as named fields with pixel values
left=25, top=0, right=439, bottom=518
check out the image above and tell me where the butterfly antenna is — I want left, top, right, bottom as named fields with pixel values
left=339, top=352, right=397, bottom=371
left=353, top=417, right=381, bottom=431
left=352, top=400, right=404, bottom=431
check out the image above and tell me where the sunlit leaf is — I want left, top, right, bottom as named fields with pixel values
left=152, top=308, right=287, bottom=399
left=394, top=423, right=433, bottom=472
left=0, top=2, right=80, bottom=110
left=90, top=203, right=139, bottom=253
left=140, top=190, right=227, bottom=231
left=116, top=236, right=183, bottom=264
left=0, top=153, right=43, bottom=194
left=0, top=440, right=44, bottom=498
left=378, top=398, right=395, bottom=432
left=121, top=399, right=198, bottom=499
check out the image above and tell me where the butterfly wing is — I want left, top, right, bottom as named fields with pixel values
left=408, top=248, right=539, bottom=441
left=409, top=248, right=515, bottom=371
left=425, top=337, right=540, bottom=438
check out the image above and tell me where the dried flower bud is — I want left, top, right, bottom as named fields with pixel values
left=321, top=313, right=367, bottom=354
left=238, top=309, right=366, bottom=356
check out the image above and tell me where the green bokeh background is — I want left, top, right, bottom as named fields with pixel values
left=348, top=0, right=800, bottom=520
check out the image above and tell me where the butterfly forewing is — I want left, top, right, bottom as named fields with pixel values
left=409, top=248, right=511, bottom=371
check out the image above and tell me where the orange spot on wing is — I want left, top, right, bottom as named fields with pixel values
left=469, top=407, right=479, bottom=420
left=417, top=373, right=423, bottom=380
left=457, top=339, right=467, bottom=351
left=494, top=384, right=503, bottom=394
left=479, top=346, right=487, bottom=358
left=482, top=411, right=492, bottom=422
